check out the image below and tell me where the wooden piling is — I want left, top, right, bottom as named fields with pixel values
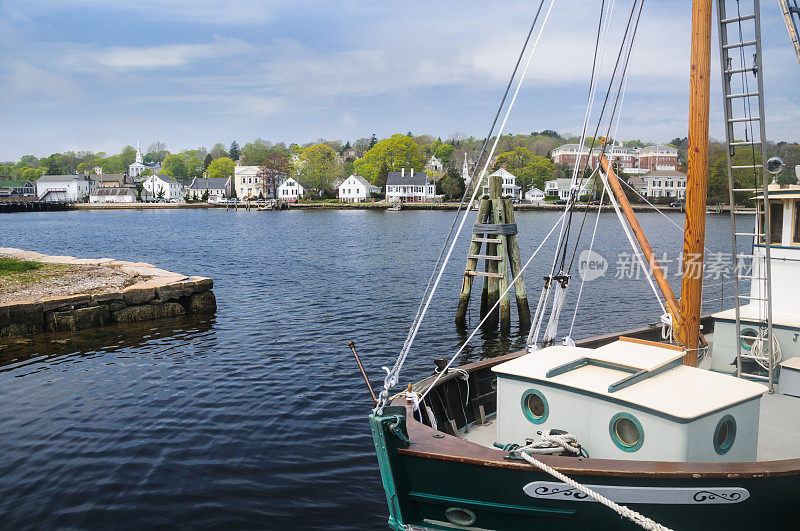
left=456, top=198, right=491, bottom=326
left=503, top=197, right=531, bottom=328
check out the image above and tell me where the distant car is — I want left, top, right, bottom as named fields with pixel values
left=671, top=200, right=685, bottom=208
left=554, top=199, right=568, bottom=205
left=589, top=200, right=604, bottom=205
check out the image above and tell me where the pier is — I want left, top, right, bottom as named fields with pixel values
left=0, top=199, right=73, bottom=213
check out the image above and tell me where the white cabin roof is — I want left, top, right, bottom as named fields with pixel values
left=713, top=303, right=800, bottom=328
left=493, top=339, right=766, bottom=421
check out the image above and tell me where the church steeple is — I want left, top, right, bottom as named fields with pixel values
left=135, top=139, right=143, bottom=164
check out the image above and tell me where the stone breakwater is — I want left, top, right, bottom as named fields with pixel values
left=0, top=248, right=216, bottom=338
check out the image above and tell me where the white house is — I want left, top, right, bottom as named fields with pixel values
left=187, top=177, right=231, bottom=202
left=36, top=175, right=90, bottom=202
left=425, top=156, right=444, bottom=174
left=643, top=169, right=686, bottom=199
left=128, top=141, right=161, bottom=179
left=525, top=188, right=545, bottom=201
left=385, top=168, right=436, bottom=203
left=544, top=178, right=593, bottom=200
left=89, top=188, right=137, bottom=203
left=337, top=174, right=379, bottom=202
left=143, top=174, right=182, bottom=201
left=234, top=165, right=262, bottom=199
left=482, top=167, right=521, bottom=198
left=277, top=177, right=305, bottom=201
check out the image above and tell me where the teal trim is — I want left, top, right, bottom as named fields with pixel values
left=408, top=491, right=576, bottom=518
left=753, top=242, right=800, bottom=250
left=714, top=414, right=737, bottom=455
left=546, top=357, right=639, bottom=378
left=740, top=328, right=758, bottom=351
left=607, top=359, right=683, bottom=393
left=521, top=388, right=549, bottom=424
left=609, top=412, right=644, bottom=452
left=370, top=407, right=408, bottom=530
left=499, top=373, right=763, bottom=423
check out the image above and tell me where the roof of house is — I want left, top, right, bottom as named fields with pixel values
left=91, top=187, right=136, bottom=197
left=339, top=174, right=378, bottom=190
left=187, top=177, right=229, bottom=190
left=150, top=174, right=178, bottom=184
left=627, top=176, right=646, bottom=186
left=0, top=180, right=33, bottom=187
left=386, top=170, right=429, bottom=186
left=489, top=168, right=517, bottom=180
left=37, top=174, right=86, bottom=182
left=235, top=165, right=260, bottom=175
left=94, top=173, right=125, bottom=182
left=645, top=169, right=686, bottom=179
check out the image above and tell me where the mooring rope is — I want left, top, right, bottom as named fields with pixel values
left=514, top=449, right=672, bottom=531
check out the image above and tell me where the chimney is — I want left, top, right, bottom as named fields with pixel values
left=411, top=168, right=414, bottom=177
left=401, top=168, right=405, bottom=178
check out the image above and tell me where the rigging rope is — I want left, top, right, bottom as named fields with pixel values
left=376, top=0, right=557, bottom=414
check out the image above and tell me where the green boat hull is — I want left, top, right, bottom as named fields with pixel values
left=371, top=406, right=799, bottom=530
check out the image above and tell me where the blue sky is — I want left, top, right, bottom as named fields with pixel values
left=1, top=0, right=798, bottom=160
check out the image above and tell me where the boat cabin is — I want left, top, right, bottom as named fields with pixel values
left=711, top=183, right=800, bottom=375
left=492, top=338, right=767, bottom=462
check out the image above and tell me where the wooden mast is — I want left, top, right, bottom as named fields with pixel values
left=680, top=0, right=713, bottom=367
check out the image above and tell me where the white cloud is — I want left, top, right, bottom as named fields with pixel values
left=93, top=37, right=253, bottom=69
left=0, top=60, right=81, bottom=103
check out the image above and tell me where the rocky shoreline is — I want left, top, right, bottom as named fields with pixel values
left=0, top=248, right=216, bottom=338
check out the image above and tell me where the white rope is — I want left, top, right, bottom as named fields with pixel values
left=526, top=278, right=554, bottom=349
left=417, top=211, right=566, bottom=404
left=514, top=450, right=672, bottom=531
left=567, top=177, right=607, bottom=339
left=543, top=281, right=568, bottom=345
left=375, top=0, right=557, bottom=414
left=522, top=430, right=582, bottom=455
left=599, top=168, right=667, bottom=315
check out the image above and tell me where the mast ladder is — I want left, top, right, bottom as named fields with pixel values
left=716, top=0, right=776, bottom=389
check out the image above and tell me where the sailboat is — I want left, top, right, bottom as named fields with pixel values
left=365, top=0, right=800, bottom=529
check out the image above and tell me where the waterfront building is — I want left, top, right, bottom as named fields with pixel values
left=627, top=175, right=648, bottom=195
left=385, top=168, right=436, bottom=203
left=643, top=168, right=687, bottom=199
left=544, top=177, right=593, bottom=200
left=143, top=174, right=182, bottom=201
left=89, top=188, right=137, bottom=203
left=337, top=174, right=379, bottom=202
left=0, top=180, right=35, bottom=197
left=234, top=165, right=262, bottom=199
left=638, top=144, right=679, bottom=171
left=128, top=141, right=162, bottom=179
left=525, top=187, right=545, bottom=201
left=550, top=143, right=591, bottom=167
left=277, top=176, right=305, bottom=201
left=36, top=175, right=90, bottom=202
left=482, top=167, right=522, bottom=198
left=186, top=177, right=232, bottom=202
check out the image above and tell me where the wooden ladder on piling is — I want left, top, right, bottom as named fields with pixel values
left=455, top=174, right=531, bottom=331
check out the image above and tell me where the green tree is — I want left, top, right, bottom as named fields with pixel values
left=185, top=156, right=204, bottom=180
left=493, top=147, right=554, bottom=194
left=439, top=167, right=466, bottom=200
left=354, top=133, right=426, bottom=184
left=201, top=189, right=210, bottom=201
left=162, top=154, right=187, bottom=182
left=368, top=134, right=378, bottom=149
left=434, top=144, right=455, bottom=166
left=203, top=153, right=213, bottom=170
left=146, top=141, right=169, bottom=163
left=258, top=151, right=291, bottom=198
left=210, top=143, right=228, bottom=159
left=298, top=144, right=337, bottom=195
left=240, top=141, right=272, bottom=166
left=120, top=145, right=137, bottom=167
left=206, top=157, right=235, bottom=180
left=229, top=141, right=240, bottom=161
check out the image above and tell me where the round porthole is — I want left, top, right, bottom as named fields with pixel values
left=521, top=389, right=548, bottom=424
left=714, top=415, right=737, bottom=455
left=445, top=507, right=477, bottom=527
left=490, top=378, right=497, bottom=390
left=609, top=412, right=644, bottom=452
left=740, top=328, right=758, bottom=350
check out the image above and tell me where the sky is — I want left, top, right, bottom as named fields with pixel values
left=1, top=0, right=799, bottom=161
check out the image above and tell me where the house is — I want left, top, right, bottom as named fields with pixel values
left=643, top=169, right=686, bottom=199
left=425, top=156, right=444, bottom=174
left=0, top=180, right=35, bottom=197
left=277, top=176, right=305, bottom=201
left=385, top=168, right=436, bottom=203
left=143, top=174, right=182, bottom=201
left=36, top=175, right=90, bottom=202
left=342, top=147, right=358, bottom=162
left=482, top=167, right=521, bottom=198
left=638, top=145, right=679, bottom=171
left=551, top=144, right=591, bottom=167
left=128, top=141, right=162, bottom=179
left=626, top=175, right=647, bottom=195
left=89, top=188, right=137, bottom=203
left=544, top=178, right=593, bottom=200
left=337, top=174, right=379, bottom=202
left=186, top=177, right=231, bottom=202
left=234, top=165, right=262, bottom=199
left=525, top=188, right=545, bottom=201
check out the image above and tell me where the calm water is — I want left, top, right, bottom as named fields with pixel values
left=0, top=208, right=742, bottom=529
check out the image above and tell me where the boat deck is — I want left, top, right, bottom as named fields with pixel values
left=459, top=383, right=800, bottom=462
